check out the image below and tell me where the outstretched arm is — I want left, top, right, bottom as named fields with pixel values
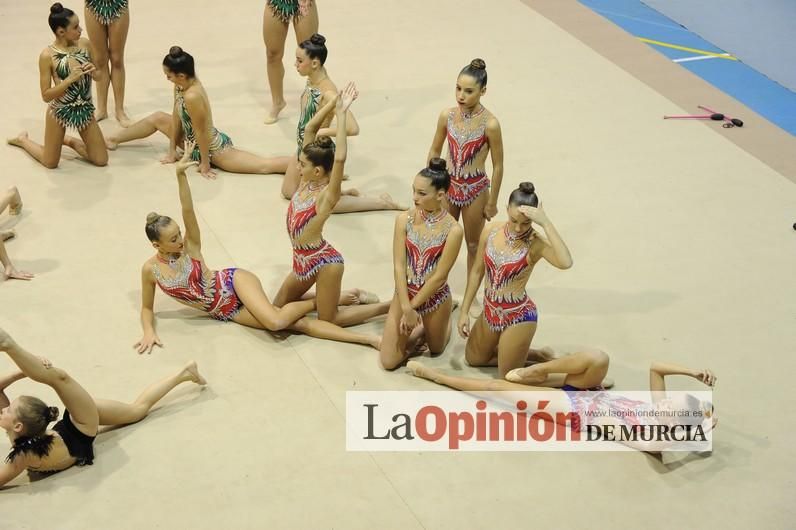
left=649, top=362, right=716, bottom=402
left=318, top=83, right=358, bottom=213
left=182, top=92, right=215, bottom=179
left=135, top=265, right=162, bottom=354
left=0, top=371, right=26, bottom=409
left=0, top=457, right=28, bottom=488
left=175, top=143, right=202, bottom=258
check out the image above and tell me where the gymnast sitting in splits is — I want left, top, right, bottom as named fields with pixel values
left=106, top=46, right=285, bottom=179
left=0, top=328, right=205, bottom=487
left=136, top=141, right=382, bottom=354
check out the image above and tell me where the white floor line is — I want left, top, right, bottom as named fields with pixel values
left=673, top=53, right=732, bottom=63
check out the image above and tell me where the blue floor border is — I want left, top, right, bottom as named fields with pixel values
left=579, top=0, right=796, bottom=136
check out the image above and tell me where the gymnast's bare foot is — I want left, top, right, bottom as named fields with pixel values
left=264, top=100, right=287, bottom=124
left=505, top=365, right=546, bottom=385
left=407, top=360, right=439, bottom=382
left=6, top=132, right=29, bottom=148
left=380, top=193, right=406, bottom=211
left=105, top=136, right=119, bottom=150
left=115, top=109, right=133, bottom=128
left=7, top=186, right=22, bottom=216
left=368, top=335, right=381, bottom=350
left=183, top=361, right=207, bottom=385
left=342, top=188, right=360, bottom=197
left=1, top=230, right=15, bottom=242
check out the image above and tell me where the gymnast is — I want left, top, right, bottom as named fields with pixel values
left=106, top=47, right=285, bottom=179
left=0, top=328, right=206, bottom=487
left=379, top=159, right=464, bottom=369
left=136, top=142, right=381, bottom=354
left=280, top=34, right=403, bottom=213
left=262, top=0, right=319, bottom=124
left=427, top=58, right=504, bottom=283
left=272, top=83, right=392, bottom=344
left=7, top=3, right=108, bottom=169
left=407, top=350, right=717, bottom=453
left=457, top=183, right=572, bottom=378
left=83, top=0, right=132, bottom=125
left=1, top=187, right=33, bottom=283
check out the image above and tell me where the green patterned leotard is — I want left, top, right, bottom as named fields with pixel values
left=48, top=46, right=95, bottom=130
left=267, top=0, right=313, bottom=23
left=175, top=87, right=233, bottom=162
left=296, top=82, right=323, bottom=156
left=85, top=0, right=129, bottom=25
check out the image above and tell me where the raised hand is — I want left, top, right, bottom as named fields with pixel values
left=692, top=368, right=717, bottom=387
left=336, top=82, right=359, bottom=113
left=175, top=140, right=199, bottom=173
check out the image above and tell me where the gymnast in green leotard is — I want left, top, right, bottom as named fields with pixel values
left=106, top=47, right=287, bottom=179
left=84, top=0, right=133, bottom=126
left=280, top=34, right=403, bottom=213
left=7, top=3, right=108, bottom=169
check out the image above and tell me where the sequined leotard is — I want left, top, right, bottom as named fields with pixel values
left=286, top=181, right=344, bottom=280
left=175, top=86, right=233, bottom=162
left=85, top=0, right=129, bottom=25
left=296, top=81, right=324, bottom=156
left=48, top=46, right=95, bottom=130
left=152, top=254, right=242, bottom=321
left=445, top=106, right=492, bottom=207
left=266, top=0, right=313, bottom=23
left=405, top=210, right=454, bottom=314
left=482, top=225, right=538, bottom=332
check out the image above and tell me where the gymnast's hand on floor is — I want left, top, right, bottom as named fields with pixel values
left=134, top=333, right=163, bottom=354
left=457, top=313, right=470, bottom=338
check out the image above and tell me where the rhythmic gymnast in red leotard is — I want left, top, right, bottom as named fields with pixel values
left=457, top=182, right=574, bottom=378
left=379, top=158, right=464, bottom=370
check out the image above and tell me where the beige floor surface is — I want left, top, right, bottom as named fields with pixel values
left=1, top=0, right=795, bottom=528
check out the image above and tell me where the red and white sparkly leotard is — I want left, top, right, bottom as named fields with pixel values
left=445, top=106, right=492, bottom=207
left=405, top=210, right=454, bottom=315
left=152, top=254, right=242, bottom=321
left=482, top=225, right=538, bottom=331
left=286, top=181, right=344, bottom=280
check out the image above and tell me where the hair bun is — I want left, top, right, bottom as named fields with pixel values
left=315, top=136, right=333, bottom=149
left=168, top=46, right=183, bottom=58
left=50, top=2, right=64, bottom=13
left=470, top=58, right=486, bottom=70
left=146, top=212, right=161, bottom=224
left=47, top=406, right=60, bottom=423
left=310, top=33, right=326, bottom=45
left=428, top=158, right=447, bottom=172
left=518, top=182, right=535, bottom=194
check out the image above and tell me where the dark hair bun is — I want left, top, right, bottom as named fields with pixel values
left=315, top=136, right=333, bottom=149
left=50, top=2, right=64, bottom=13
left=169, top=46, right=183, bottom=58
left=518, top=182, right=535, bottom=194
left=470, top=58, right=486, bottom=70
left=46, top=406, right=60, bottom=423
left=428, top=158, right=447, bottom=172
left=310, top=33, right=326, bottom=46
left=146, top=212, right=160, bottom=224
